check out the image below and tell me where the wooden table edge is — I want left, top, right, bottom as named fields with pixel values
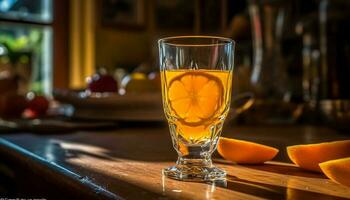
left=0, top=138, right=123, bottom=200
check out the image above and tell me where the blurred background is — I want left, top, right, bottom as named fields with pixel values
left=0, top=0, right=349, bottom=128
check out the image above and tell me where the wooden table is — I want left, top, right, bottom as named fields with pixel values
left=0, top=125, right=349, bottom=199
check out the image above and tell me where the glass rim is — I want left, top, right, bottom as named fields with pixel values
left=158, top=35, right=235, bottom=47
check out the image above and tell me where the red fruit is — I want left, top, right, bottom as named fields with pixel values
left=27, top=94, right=49, bottom=117
left=0, top=93, right=27, bottom=118
left=23, top=108, right=38, bottom=119
left=87, top=73, right=118, bottom=93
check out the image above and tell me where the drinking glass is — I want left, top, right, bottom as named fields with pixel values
left=159, top=36, right=234, bottom=181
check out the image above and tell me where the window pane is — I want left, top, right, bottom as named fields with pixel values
left=0, top=0, right=53, bottom=23
left=0, top=22, right=53, bottom=95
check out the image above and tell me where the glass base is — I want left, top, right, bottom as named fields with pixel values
left=163, top=164, right=226, bottom=182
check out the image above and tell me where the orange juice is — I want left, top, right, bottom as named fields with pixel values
left=161, top=69, right=232, bottom=144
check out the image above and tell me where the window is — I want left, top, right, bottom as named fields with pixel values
left=0, top=0, right=53, bottom=94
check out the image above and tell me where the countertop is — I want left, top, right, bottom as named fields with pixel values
left=0, top=125, right=349, bottom=199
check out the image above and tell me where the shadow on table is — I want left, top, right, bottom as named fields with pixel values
left=6, top=129, right=177, bottom=163
left=222, top=175, right=348, bottom=200
left=49, top=136, right=176, bottom=162
left=241, top=162, right=327, bottom=179
left=213, top=158, right=326, bottom=179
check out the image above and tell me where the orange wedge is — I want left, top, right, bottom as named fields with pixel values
left=287, top=140, right=350, bottom=172
left=167, top=71, right=224, bottom=125
left=217, top=137, right=279, bottom=164
left=320, top=157, right=350, bottom=187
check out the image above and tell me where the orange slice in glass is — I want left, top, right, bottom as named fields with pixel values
left=168, top=71, right=224, bottom=125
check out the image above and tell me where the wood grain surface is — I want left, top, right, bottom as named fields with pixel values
left=0, top=125, right=350, bottom=199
